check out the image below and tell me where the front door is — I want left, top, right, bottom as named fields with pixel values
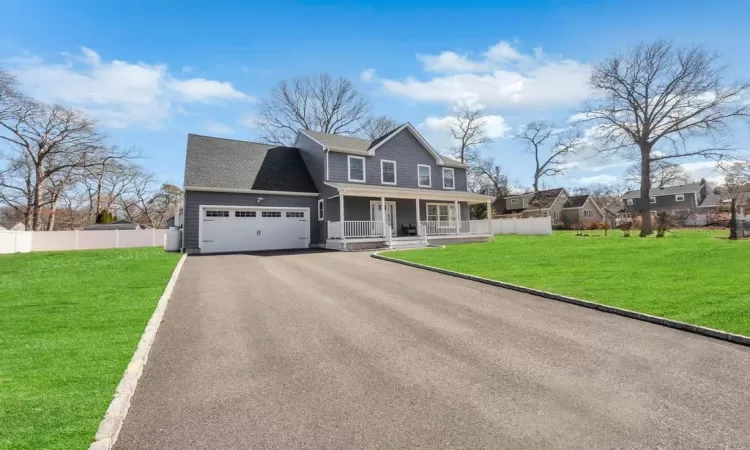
left=370, top=201, right=397, bottom=236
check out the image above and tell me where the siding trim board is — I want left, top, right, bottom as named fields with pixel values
left=185, top=186, right=319, bottom=196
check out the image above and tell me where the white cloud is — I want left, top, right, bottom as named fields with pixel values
left=8, top=47, right=252, bottom=128
left=382, top=41, right=591, bottom=109
left=181, top=65, right=194, bottom=73
left=203, top=120, right=234, bottom=135
left=418, top=114, right=510, bottom=150
left=579, top=174, right=618, bottom=185
left=168, top=78, right=251, bottom=103
left=680, top=160, right=724, bottom=184
left=360, top=68, right=376, bottom=83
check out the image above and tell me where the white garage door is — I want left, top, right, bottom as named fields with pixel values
left=201, top=207, right=309, bottom=253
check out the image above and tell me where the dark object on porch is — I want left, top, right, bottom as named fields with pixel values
left=401, top=224, right=417, bottom=236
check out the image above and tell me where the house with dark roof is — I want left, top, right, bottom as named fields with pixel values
left=83, top=220, right=145, bottom=231
left=621, top=180, right=721, bottom=218
left=182, top=123, right=493, bottom=253
left=495, top=188, right=604, bottom=226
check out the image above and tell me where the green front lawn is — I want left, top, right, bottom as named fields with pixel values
left=387, top=230, right=750, bottom=336
left=0, top=248, right=181, bottom=450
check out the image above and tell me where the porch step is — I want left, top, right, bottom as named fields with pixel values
left=389, top=238, right=428, bottom=250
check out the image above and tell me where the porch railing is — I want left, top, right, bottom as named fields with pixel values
left=420, top=220, right=489, bottom=236
left=328, top=220, right=386, bottom=239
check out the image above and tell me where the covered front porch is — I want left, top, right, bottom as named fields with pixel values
left=323, top=183, right=493, bottom=250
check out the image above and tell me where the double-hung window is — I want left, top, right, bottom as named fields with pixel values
left=418, top=164, right=431, bottom=187
left=442, top=168, right=455, bottom=189
left=348, top=156, right=365, bottom=182
left=381, top=160, right=396, bottom=185
left=426, top=203, right=458, bottom=224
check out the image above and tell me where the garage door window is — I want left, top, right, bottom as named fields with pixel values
left=286, top=211, right=304, bottom=218
left=262, top=211, right=282, bottom=218
left=205, top=210, right=229, bottom=217
left=235, top=211, right=256, bottom=218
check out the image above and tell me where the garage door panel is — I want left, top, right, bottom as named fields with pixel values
left=201, top=207, right=308, bottom=253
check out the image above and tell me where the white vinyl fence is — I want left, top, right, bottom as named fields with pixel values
left=0, top=229, right=167, bottom=254
left=490, top=217, right=552, bottom=235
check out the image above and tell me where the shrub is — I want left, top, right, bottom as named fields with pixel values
left=96, top=209, right=117, bottom=224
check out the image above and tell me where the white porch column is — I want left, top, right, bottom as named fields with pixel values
left=415, top=198, right=421, bottom=235
left=486, top=200, right=492, bottom=235
left=380, top=196, right=387, bottom=237
left=454, top=200, right=460, bottom=235
left=339, top=194, right=346, bottom=244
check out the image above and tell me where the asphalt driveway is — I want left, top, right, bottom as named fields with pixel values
left=115, top=250, right=750, bottom=449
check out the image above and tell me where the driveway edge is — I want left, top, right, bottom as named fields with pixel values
left=371, top=252, right=750, bottom=347
left=89, top=253, right=188, bottom=450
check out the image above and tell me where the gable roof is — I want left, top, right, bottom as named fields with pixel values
left=527, top=188, right=565, bottom=209
left=299, top=124, right=469, bottom=168
left=184, top=134, right=317, bottom=193
left=84, top=222, right=140, bottom=231
left=562, top=194, right=590, bottom=209
left=622, top=182, right=703, bottom=199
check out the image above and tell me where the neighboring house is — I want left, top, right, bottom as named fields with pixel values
left=166, top=210, right=183, bottom=228
left=621, top=181, right=722, bottom=223
left=0, top=222, right=25, bottom=231
left=83, top=220, right=143, bottom=231
left=182, top=123, right=493, bottom=253
left=496, top=188, right=604, bottom=226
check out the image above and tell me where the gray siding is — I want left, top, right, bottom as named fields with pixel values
left=327, top=129, right=468, bottom=191
left=295, top=132, right=336, bottom=197
left=184, top=190, right=319, bottom=251
left=624, top=191, right=701, bottom=214
left=560, top=198, right=603, bottom=225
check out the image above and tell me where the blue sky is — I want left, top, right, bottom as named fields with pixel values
left=2, top=0, right=748, bottom=188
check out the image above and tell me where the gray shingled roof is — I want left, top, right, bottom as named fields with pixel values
left=184, top=134, right=317, bottom=193
left=622, top=183, right=702, bottom=199
left=84, top=222, right=140, bottom=231
left=562, top=194, right=590, bottom=209
left=527, top=188, right=564, bottom=209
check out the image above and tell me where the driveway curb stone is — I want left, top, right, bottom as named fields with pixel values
left=89, top=253, right=188, bottom=450
left=372, top=252, right=750, bottom=347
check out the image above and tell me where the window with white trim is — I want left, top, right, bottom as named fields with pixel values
left=626, top=198, right=634, bottom=205
left=418, top=164, right=431, bottom=187
left=235, top=211, right=256, bottom=218
left=381, top=160, right=396, bottom=185
left=261, top=211, right=282, bottom=218
left=650, top=196, right=657, bottom=204
left=675, top=194, right=685, bottom=201
left=442, top=167, right=455, bottom=189
left=347, top=155, right=365, bottom=182
left=205, top=210, right=229, bottom=217
left=553, top=211, right=560, bottom=219
left=286, top=211, right=304, bottom=218
left=510, top=198, right=520, bottom=204
left=317, top=199, right=325, bottom=221
left=426, top=203, right=457, bottom=223
left=583, top=210, right=594, bottom=218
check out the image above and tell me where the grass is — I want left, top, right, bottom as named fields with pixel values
left=387, top=230, right=750, bottom=336
left=0, top=247, right=181, bottom=450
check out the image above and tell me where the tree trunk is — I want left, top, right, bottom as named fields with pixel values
left=47, top=198, right=58, bottom=231
left=729, top=197, right=738, bottom=240
left=32, top=165, right=44, bottom=231
left=639, top=150, right=653, bottom=236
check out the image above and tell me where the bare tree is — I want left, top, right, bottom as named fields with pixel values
left=118, top=177, right=182, bottom=229
left=0, top=101, right=106, bottom=230
left=0, top=154, right=34, bottom=229
left=516, top=121, right=583, bottom=192
left=570, top=183, right=627, bottom=207
left=470, top=156, right=510, bottom=197
left=719, top=160, right=750, bottom=239
left=577, top=40, right=749, bottom=236
left=361, top=115, right=398, bottom=140
left=255, top=74, right=370, bottom=145
left=449, top=104, right=491, bottom=164
left=623, top=160, right=691, bottom=189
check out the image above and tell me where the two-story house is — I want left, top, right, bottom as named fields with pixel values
left=621, top=181, right=721, bottom=219
left=495, top=188, right=604, bottom=227
left=182, top=123, right=493, bottom=253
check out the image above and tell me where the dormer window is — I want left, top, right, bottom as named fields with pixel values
left=348, top=156, right=365, bottom=182
left=442, top=168, right=455, bottom=189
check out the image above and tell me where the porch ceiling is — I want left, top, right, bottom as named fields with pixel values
left=325, top=182, right=492, bottom=203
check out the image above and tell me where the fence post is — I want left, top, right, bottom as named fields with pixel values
left=75, top=230, right=79, bottom=250
left=115, top=229, right=119, bottom=248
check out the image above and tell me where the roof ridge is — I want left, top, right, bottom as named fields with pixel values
left=188, top=133, right=288, bottom=147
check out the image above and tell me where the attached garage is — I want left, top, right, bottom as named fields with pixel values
left=200, top=206, right=309, bottom=253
